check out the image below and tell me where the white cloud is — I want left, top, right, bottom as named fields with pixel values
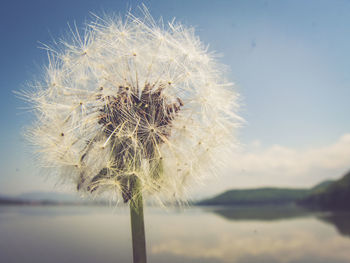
left=194, top=133, right=350, bottom=198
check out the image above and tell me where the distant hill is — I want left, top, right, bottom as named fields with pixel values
left=0, top=198, right=30, bottom=205
left=310, top=180, right=335, bottom=192
left=0, top=191, right=104, bottom=206
left=197, top=180, right=334, bottom=206
left=197, top=187, right=309, bottom=206
left=298, top=171, right=350, bottom=211
left=17, top=192, right=81, bottom=202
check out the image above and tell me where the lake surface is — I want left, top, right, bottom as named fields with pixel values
left=1, top=205, right=350, bottom=263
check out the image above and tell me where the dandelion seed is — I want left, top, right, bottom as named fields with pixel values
left=22, top=7, right=240, bottom=203
left=21, top=6, right=241, bottom=263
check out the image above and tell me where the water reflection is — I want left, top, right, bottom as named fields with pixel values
left=1, top=205, right=350, bottom=263
left=206, top=204, right=313, bottom=221
left=207, top=204, right=350, bottom=240
left=319, top=213, right=350, bottom=237
left=150, top=206, right=350, bottom=263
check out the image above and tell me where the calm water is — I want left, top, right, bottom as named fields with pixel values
left=1, top=205, right=350, bottom=263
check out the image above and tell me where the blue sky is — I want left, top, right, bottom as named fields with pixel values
left=1, top=0, right=350, bottom=196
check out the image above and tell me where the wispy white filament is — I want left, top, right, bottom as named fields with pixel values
left=22, top=6, right=241, bottom=204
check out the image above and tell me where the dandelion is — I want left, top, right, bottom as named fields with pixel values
left=21, top=6, right=240, bottom=263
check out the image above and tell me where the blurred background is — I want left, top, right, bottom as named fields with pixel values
left=1, top=1, right=350, bottom=263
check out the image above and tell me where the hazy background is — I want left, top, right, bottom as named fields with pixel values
left=1, top=0, right=350, bottom=198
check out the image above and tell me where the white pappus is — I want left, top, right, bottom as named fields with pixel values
left=21, top=6, right=241, bottom=204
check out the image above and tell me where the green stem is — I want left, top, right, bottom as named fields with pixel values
left=129, top=176, right=147, bottom=263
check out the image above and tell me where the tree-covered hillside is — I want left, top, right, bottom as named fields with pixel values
left=298, top=171, right=350, bottom=211
left=197, top=181, right=334, bottom=206
left=198, top=188, right=310, bottom=206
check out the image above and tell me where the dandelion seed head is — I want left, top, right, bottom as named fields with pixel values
left=22, top=6, right=241, bottom=204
